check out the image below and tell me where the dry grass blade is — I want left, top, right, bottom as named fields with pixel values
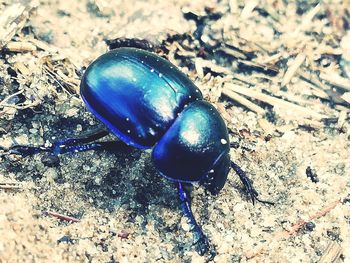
left=302, top=80, right=330, bottom=100
left=341, top=92, right=350, bottom=104
left=319, top=72, right=350, bottom=92
left=225, top=83, right=329, bottom=120
left=237, top=59, right=279, bottom=74
left=0, top=90, right=24, bottom=107
left=222, top=89, right=266, bottom=115
left=240, top=1, right=258, bottom=19
left=14, top=62, right=31, bottom=76
left=295, top=3, right=321, bottom=34
left=43, top=66, right=78, bottom=95
left=3, top=41, right=37, bottom=52
left=0, top=89, right=40, bottom=110
left=282, top=53, right=305, bottom=86
left=298, top=70, right=330, bottom=91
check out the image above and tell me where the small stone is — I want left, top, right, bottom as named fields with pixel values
left=0, top=137, right=13, bottom=148
left=57, top=235, right=74, bottom=244
left=65, top=108, right=79, bottom=117
left=29, top=128, right=37, bottom=134
left=304, top=222, right=316, bottom=231
left=118, top=230, right=129, bottom=239
left=15, top=134, right=29, bottom=145
left=181, top=221, right=191, bottom=232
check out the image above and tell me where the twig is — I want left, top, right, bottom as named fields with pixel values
left=218, top=46, right=247, bottom=60
left=216, top=103, right=234, bottom=125
left=47, top=211, right=80, bottom=223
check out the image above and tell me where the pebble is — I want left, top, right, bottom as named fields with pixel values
left=14, top=134, right=29, bottom=145
left=65, top=107, right=79, bottom=117
left=181, top=221, right=191, bottom=232
left=0, top=137, right=12, bottom=148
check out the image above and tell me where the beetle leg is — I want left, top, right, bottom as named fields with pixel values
left=177, top=182, right=210, bottom=255
left=51, top=126, right=110, bottom=151
left=3, top=126, right=129, bottom=156
left=231, top=161, right=274, bottom=205
left=51, top=140, right=130, bottom=155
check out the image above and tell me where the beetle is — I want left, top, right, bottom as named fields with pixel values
left=4, top=47, right=272, bottom=255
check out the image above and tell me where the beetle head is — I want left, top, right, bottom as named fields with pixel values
left=201, top=153, right=230, bottom=195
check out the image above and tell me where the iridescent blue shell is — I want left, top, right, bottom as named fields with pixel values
left=81, top=47, right=203, bottom=148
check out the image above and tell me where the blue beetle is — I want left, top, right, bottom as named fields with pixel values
left=5, top=47, right=272, bottom=255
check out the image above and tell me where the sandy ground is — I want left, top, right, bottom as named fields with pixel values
left=0, top=0, right=350, bottom=262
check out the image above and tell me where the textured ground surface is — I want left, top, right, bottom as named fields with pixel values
left=0, top=0, right=350, bottom=262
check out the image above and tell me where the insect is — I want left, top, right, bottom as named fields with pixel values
left=3, top=47, right=272, bottom=255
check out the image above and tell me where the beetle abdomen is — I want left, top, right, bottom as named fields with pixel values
left=152, top=100, right=230, bottom=182
left=80, top=48, right=203, bottom=148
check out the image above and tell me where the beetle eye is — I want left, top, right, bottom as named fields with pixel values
left=201, top=153, right=230, bottom=195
